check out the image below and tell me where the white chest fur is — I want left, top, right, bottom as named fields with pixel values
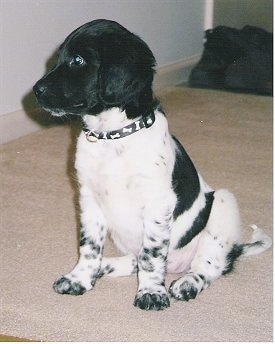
left=75, top=108, right=176, bottom=255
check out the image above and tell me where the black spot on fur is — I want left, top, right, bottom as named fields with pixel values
left=143, top=246, right=165, bottom=259
left=81, top=239, right=101, bottom=256
left=139, top=254, right=154, bottom=272
left=198, top=274, right=206, bottom=282
left=222, top=244, right=243, bottom=275
left=90, top=279, right=97, bottom=287
left=193, top=275, right=200, bottom=283
left=80, top=235, right=88, bottom=247
left=84, top=254, right=93, bottom=260
left=148, top=236, right=156, bottom=242
left=97, top=264, right=115, bottom=278
left=162, top=239, right=169, bottom=246
left=176, top=191, right=215, bottom=249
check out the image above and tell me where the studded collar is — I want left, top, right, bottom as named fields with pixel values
left=83, top=112, right=155, bottom=142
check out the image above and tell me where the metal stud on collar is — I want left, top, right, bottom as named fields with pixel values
left=86, top=133, right=99, bottom=142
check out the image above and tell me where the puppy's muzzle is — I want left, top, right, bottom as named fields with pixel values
left=33, top=82, right=47, bottom=97
left=33, top=79, right=50, bottom=104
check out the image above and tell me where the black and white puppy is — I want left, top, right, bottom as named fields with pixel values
left=33, top=19, right=271, bottom=311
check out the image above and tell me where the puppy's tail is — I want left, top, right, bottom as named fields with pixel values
left=240, top=224, right=272, bottom=257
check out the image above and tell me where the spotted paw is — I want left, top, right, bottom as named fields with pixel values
left=134, top=291, right=170, bottom=311
left=169, top=274, right=204, bottom=301
left=53, top=276, right=87, bottom=295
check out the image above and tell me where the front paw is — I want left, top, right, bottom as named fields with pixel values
left=134, top=291, right=170, bottom=311
left=53, top=276, right=87, bottom=296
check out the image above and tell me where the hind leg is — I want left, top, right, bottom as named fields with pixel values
left=170, top=189, right=242, bottom=301
left=98, top=254, right=137, bottom=277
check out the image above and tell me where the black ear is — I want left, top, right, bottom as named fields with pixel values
left=98, top=33, right=156, bottom=118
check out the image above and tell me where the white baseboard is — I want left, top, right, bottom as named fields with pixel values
left=1, top=54, right=200, bottom=143
left=154, top=54, right=200, bottom=90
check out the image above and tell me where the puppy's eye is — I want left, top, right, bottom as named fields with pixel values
left=70, top=55, right=85, bottom=66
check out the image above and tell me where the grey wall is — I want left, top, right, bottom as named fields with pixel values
left=213, top=0, right=273, bottom=31
left=0, top=0, right=205, bottom=116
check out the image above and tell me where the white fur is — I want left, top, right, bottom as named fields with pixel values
left=53, top=106, right=272, bottom=309
left=76, top=108, right=176, bottom=256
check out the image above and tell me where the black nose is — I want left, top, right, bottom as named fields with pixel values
left=33, top=82, right=47, bottom=97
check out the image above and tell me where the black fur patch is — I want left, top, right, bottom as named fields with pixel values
left=222, top=244, right=243, bottom=275
left=172, top=137, right=201, bottom=219
left=33, top=19, right=156, bottom=120
left=97, top=264, right=115, bottom=278
left=79, top=229, right=86, bottom=246
left=143, top=246, right=164, bottom=259
left=175, top=191, right=215, bottom=249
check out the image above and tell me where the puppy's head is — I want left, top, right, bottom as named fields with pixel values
left=33, top=19, right=156, bottom=119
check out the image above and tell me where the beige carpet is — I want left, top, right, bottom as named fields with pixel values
left=1, top=87, right=272, bottom=342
